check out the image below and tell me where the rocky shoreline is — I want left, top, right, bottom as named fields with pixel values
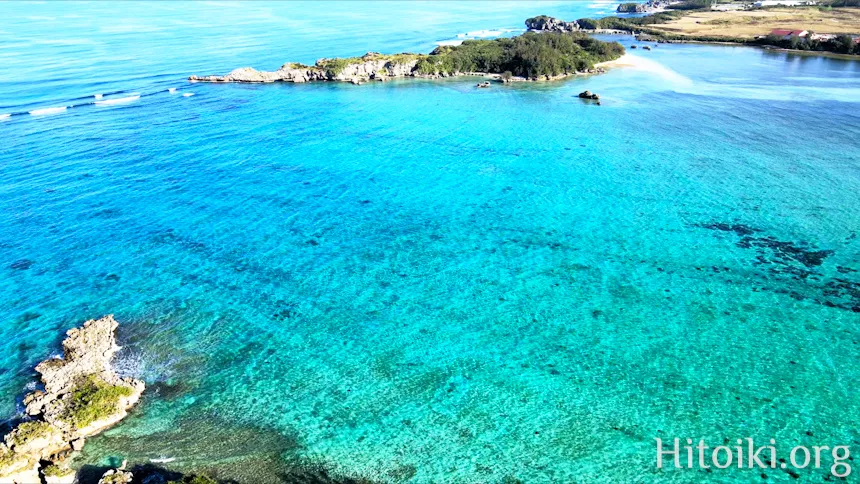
left=0, top=316, right=145, bottom=484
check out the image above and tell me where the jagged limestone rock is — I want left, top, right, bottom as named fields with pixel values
left=0, top=316, right=145, bottom=482
left=525, top=15, right=579, bottom=32
left=98, top=468, right=134, bottom=484
left=190, top=52, right=420, bottom=84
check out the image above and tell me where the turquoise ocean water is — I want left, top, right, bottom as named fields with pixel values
left=2, top=1, right=860, bottom=482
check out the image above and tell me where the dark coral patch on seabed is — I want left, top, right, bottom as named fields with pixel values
left=695, top=222, right=859, bottom=313
left=8, top=258, right=34, bottom=270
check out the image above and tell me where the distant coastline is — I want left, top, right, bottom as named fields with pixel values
left=574, top=2, right=860, bottom=57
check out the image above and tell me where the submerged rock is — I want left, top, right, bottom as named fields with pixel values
left=578, top=90, right=600, bottom=100
left=0, top=316, right=145, bottom=483
left=694, top=222, right=858, bottom=312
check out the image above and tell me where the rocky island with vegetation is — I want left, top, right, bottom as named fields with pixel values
left=190, top=25, right=624, bottom=84
left=0, top=316, right=145, bottom=483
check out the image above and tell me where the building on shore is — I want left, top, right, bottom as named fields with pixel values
left=768, top=28, right=809, bottom=39
left=753, top=0, right=817, bottom=6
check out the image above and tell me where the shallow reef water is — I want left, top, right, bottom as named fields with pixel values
left=1, top=1, right=860, bottom=483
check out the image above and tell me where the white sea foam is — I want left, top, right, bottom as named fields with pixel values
left=94, top=93, right=103, bottom=99
left=183, top=92, right=194, bottom=97
left=29, top=106, right=67, bottom=116
left=95, top=94, right=140, bottom=106
left=608, top=55, right=857, bottom=102
left=168, top=88, right=177, bottom=94
left=114, top=347, right=179, bottom=383
left=439, top=28, right=523, bottom=46
left=150, top=457, right=176, bottom=464
left=0, top=114, right=10, bottom=121
left=690, top=84, right=860, bottom=102
left=455, top=28, right=523, bottom=39
left=602, top=54, right=694, bottom=88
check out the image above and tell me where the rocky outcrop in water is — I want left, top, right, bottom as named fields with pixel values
left=618, top=1, right=672, bottom=13
left=617, top=2, right=648, bottom=13
left=190, top=52, right=421, bottom=84
left=0, top=316, right=144, bottom=483
left=191, top=29, right=625, bottom=85
left=525, top=15, right=579, bottom=32
left=98, top=466, right=133, bottom=484
left=191, top=65, right=327, bottom=83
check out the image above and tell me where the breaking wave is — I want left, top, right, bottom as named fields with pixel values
left=457, top=28, right=523, bottom=39
left=114, top=347, right=179, bottom=382
left=94, top=94, right=141, bottom=105
left=436, top=27, right=524, bottom=46
left=29, top=106, right=67, bottom=116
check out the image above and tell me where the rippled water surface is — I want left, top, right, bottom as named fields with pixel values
left=2, top=1, right=860, bottom=482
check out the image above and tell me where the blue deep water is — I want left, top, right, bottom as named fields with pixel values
left=2, top=1, right=860, bottom=482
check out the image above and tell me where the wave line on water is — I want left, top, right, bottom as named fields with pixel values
left=94, top=94, right=141, bottom=106
left=29, top=106, right=68, bottom=116
left=7, top=86, right=194, bottom=120
left=437, top=27, right=523, bottom=46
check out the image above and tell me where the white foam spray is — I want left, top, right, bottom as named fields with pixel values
left=29, top=106, right=67, bottom=116
left=94, top=94, right=140, bottom=105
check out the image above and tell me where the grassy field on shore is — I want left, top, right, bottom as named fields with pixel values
left=651, top=7, right=860, bottom=38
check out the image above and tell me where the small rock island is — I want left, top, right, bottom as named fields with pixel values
left=524, top=15, right=579, bottom=32
left=191, top=23, right=624, bottom=85
left=0, top=316, right=144, bottom=483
